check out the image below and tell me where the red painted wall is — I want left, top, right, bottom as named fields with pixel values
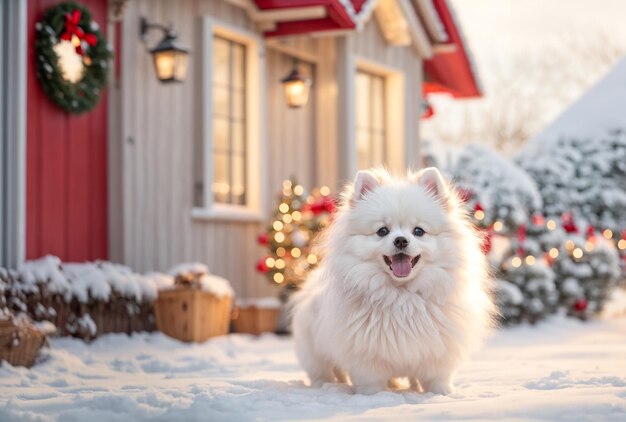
left=26, top=0, right=108, bottom=261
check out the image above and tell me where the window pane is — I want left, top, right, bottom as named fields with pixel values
left=213, top=117, right=229, bottom=152
left=372, top=133, right=385, bottom=166
left=356, top=129, right=370, bottom=170
left=213, top=86, right=230, bottom=118
left=213, top=37, right=229, bottom=86
left=213, top=152, right=230, bottom=203
left=232, top=91, right=245, bottom=120
left=232, top=122, right=245, bottom=153
left=355, top=72, right=370, bottom=130
left=372, top=76, right=385, bottom=131
left=232, top=44, right=245, bottom=90
left=231, top=153, right=246, bottom=205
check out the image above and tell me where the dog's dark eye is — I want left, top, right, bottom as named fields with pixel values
left=413, top=227, right=426, bottom=237
left=376, top=227, right=390, bottom=237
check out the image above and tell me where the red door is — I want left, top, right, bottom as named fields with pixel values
left=26, top=0, right=108, bottom=261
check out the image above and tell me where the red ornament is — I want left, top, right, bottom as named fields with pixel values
left=573, top=298, right=588, bottom=312
left=562, top=212, right=579, bottom=234
left=586, top=225, right=596, bottom=240
left=622, top=230, right=626, bottom=240
left=474, top=202, right=484, bottom=212
left=255, top=258, right=269, bottom=273
left=257, top=233, right=269, bottom=246
left=61, top=10, right=97, bottom=56
left=531, top=213, right=545, bottom=226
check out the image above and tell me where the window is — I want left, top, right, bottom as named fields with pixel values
left=212, top=36, right=246, bottom=205
left=355, top=70, right=386, bottom=169
left=193, top=19, right=264, bottom=221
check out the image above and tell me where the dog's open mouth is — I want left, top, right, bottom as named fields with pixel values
left=383, top=254, right=420, bottom=278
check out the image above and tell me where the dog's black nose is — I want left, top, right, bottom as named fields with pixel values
left=394, top=236, right=409, bottom=249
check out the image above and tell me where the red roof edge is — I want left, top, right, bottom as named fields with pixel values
left=423, top=0, right=482, bottom=98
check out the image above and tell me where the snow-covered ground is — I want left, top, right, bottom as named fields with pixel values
left=2, top=313, right=626, bottom=421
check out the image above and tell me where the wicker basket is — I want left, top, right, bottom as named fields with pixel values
left=0, top=317, right=47, bottom=367
left=233, top=306, right=280, bottom=335
left=154, top=288, right=232, bottom=342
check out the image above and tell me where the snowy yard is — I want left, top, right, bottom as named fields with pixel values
left=2, top=313, right=626, bottom=421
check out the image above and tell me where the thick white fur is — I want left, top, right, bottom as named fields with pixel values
left=291, top=168, right=496, bottom=395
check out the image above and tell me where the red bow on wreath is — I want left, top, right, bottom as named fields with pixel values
left=61, top=10, right=97, bottom=55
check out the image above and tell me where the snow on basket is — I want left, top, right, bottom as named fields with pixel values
left=154, top=264, right=234, bottom=342
left=232, top=297, right=281, bottom=335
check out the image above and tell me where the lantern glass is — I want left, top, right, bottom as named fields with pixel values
left=281, top=66, right=312, bottom=108
left=153, top=50, right=175, bottom=81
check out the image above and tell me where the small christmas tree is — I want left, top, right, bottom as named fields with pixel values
left=256, top=179, right=334, bottom=300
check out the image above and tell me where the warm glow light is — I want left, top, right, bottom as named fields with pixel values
left=282, top=214, right=293, bottom=224
left=273, top=273, right=284, bottom=283
left=511, top=257, right=522, bottom=268
left=585, top=241, right=595, bottom=252
left=573, top=248, right=583, bottom=259
left=493, top=221, right=503, bottom=232
left=618, top=239, right=626, bottom=250
left=273, top=221, right=284, bottom=231
left=549, top=248, right=559, bottom=258
left=474, top=210, right=485, bottom=221
left=320, top=186, right=330, bottom=196
left=265, top=257, right=275, bottom=268
left=525, top=255, right=536, bottom=266
left=292, top=211, right=302, bottom=221
left=603, top=229, right=613, bottom=239
left=275, top=259, right=285, bottom=269
left=291, top=248, right=301, bottom=258
left=546, top=220, right=557, bottom=230
left=283, top=180, right=293, bottom=189
left=276, top=247, right=286, bottom=257
left=279, top=203, right=290, bottom=213
left=52, top=39, right=85, bottom=83
left=294, top=185, right=304, bottom=196
left=565, top=240, right=575, bottom=251
left=307, top=254, right=318, bottom=265
left=275, top=232, right=285, bottom=243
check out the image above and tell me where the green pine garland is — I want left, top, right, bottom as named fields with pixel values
left=35, top=2, right=112, bottom=114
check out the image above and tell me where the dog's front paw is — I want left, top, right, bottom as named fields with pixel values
left=423, top=379, right=453, bottom=395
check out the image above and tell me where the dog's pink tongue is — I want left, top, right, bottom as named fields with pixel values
left=390, top=254, right=412, bottom=278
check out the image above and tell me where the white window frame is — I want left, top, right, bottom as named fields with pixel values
left=192, top=17, right=266, bottom=222
left=345, top=57, right=405, bottom=176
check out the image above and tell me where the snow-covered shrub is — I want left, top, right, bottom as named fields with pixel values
left=1, top=256, right=177, bottom=340
left=551, top=236, right=621, bottom=318
left=518, top=129, right=626, bottom=233
left=451, top=144, right=542, bottom=232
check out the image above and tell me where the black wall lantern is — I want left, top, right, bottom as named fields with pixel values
left=140, top=17, right=190, bottom=83
left=281, top=63, right=312, bottom=108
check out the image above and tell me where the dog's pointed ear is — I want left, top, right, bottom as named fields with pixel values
left=351, top=170, right=380, bottom=205
left=414, top=167, right=449, bottom=203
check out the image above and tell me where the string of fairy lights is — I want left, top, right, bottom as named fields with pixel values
left=257, top=179, right=333, bottom=288
left=471, top=203, right=626, bottom=269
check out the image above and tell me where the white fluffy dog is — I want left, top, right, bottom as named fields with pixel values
left=291, top=168, right=495, bottom=395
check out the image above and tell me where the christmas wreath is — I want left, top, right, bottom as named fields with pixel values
left=35, top=2, right=112, bottom=114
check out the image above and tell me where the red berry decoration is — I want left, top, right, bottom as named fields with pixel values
left=573, top=298, right=588, bottom=312
left=562, top=212, right=579, bottom=234
left=531, top=213, right=545, bottom=226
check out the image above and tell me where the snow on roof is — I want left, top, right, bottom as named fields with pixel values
left=527, top=56, right=626, bottom=150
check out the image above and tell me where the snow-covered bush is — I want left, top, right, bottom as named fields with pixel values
left=518, top=129, right=626, bottom=232
left=451, top=144, right=542, bottom=232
